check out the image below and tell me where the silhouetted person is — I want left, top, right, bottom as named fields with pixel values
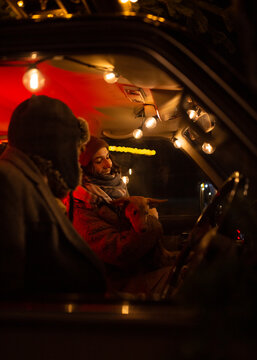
left=0, top=95, right=106, bottom=297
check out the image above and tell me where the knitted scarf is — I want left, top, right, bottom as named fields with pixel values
left=82, top=172, right=129, bottom=208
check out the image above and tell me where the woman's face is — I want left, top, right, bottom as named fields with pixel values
left=92, top=147, right=112, bottom=175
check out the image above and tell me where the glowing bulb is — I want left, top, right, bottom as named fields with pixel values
left=65, top=304, right=74, bottom=313
left=202, top=142, right=215, bottom=154
left=121, top=305, right=129, bottom=314
left=133, top=129, right=143, bottom=139
left=130, top=0, right=138, bottom=3
left=122, top=176, right=129, bottom=185
left=187, top=109, right=197, bottom=119
left=173, top=139, right=182, bottom=148
left=22, top=68, right=45, bottom=92
left=103, top=71, right=118, bottom=84
left=129, top=168, right=132, bottom=175
left=17, top=1, right=24, bottom=7
left=31, top=52, right=38, bottom=60
left=145, top=116, right=157, bottom=129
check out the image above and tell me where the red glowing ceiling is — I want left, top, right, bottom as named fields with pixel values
left=0, top=61, right=134, bottom=138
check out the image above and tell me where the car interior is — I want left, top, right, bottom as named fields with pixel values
left=1, top=46, right=256, bottom=301
left=0, top=7, right=257, bottom=357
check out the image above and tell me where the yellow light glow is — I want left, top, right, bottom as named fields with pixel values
left=32, top=14, right=41, bottom=19
left=22, top=68, right=45, bottom=93
left=129, top=168, right=132, bottom=175
left=66, top=14, right=73, bottom=18
left=17, top=1, right=24, bottom=7
left=146, top=14, right=158, bottom=21
left=122, top=176, right=129, bottom=185
left=202, top=142, right=215, bottom=154
left=47, top=14, right=54, bottom=18
left=121, top=305, right=129, bottom=315
left=130, top=0, right=138, bottom=3
left=31, top=52, right=38, bottom=60
left=145, top=116, right=157, bottom=129
left=119, top=0, right=129, bottom=4
left=173, top=139, right=182, bottom=148
left=187, top=109, right=197, bottom=120
left=103, top=71, right=118, bottom=84
left=65, top=304, right=74, bottom=313
left=109, top=145, right=156, bottom=156
left=30, top=72, right=39, bottom=89
left=145, top=13, right=165, bottom=23
left=133, top=128, right=143, bottom=139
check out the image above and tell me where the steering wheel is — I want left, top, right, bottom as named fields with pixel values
left=162, top=172, right=249, bottom=298
left=189, top=171, right=249, bottom=245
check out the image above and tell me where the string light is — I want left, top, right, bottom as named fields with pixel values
left=121, top=304, right=129, bottom=315
left=31, top=52, right=38, bottom=60
left=143, top=104, right=158, bottom=130
left=144, top=116, right=157, bottom=129
left=202, top=142, right=215, bottom=154
left=2, top=57, right=121, bottom=91
left=187, top=109, right=197, bottom=120
left=133, top=128, right=143, bottom=139
left=119, top=0, right=138, bottom=3
left=109, top=145, right=156, bottom=156
left=103, top=71, right=119, bottom=84
left=22, top=67, right=45, bottom=92
left=173, top=138, right=182, bottom=148
left=122, top=176, right=129, bottom=184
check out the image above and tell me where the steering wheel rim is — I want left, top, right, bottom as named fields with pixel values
left=190, top=171, right=249, bottom=245
left=162, top=172, right=249, bottom=299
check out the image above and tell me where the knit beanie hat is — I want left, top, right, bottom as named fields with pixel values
left=79, top=136, right=109, bottom=167
left=8, top=95, right=83, bottom=189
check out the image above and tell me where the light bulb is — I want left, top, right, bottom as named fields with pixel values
left=122, top=176, right=129, bottom=185
left=128, top=168, right=132, bottom=175
left=103, top=71, right=118, bottom=84
left=133, top=128, right=143, bottom=139
left=145, top=116, right=157, bottom=129
left=130, top=0, right=138, bottom=3
left=173, top=139, right=182, bottom=148
left=31, top=52, right=38, bottom=60
left=119, top=0, right=129, bottom=3
left=22, top=68, right=45, bottom=92
left=202, top=142, right=215, bottom=154
left=187, top=109, right=197, bottom=120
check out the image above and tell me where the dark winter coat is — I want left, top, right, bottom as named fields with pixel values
left=0, top=146, right=106, bottom=296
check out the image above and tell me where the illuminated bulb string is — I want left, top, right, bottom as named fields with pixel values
left=0, top=55, right=119, bottom=92
left=109, top=145, right=156, bottom=156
